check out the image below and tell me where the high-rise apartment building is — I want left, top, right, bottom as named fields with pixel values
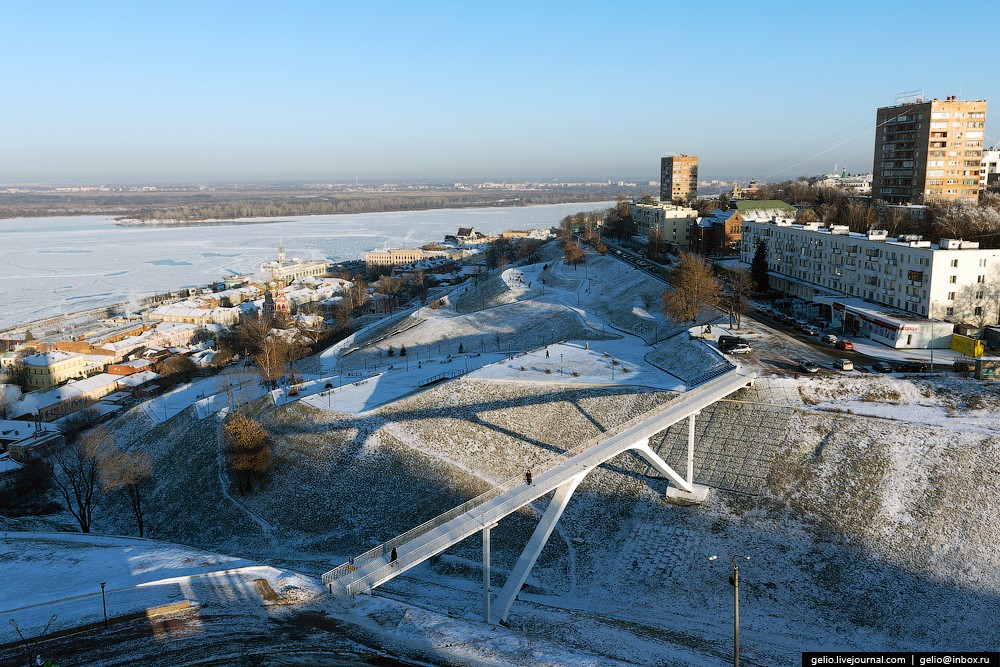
left=873, top=96, right=987, bottom=205
left=659, top=154, right=698, bottom=204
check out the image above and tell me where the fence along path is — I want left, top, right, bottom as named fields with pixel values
left=323, top=367, right=755, bottom=596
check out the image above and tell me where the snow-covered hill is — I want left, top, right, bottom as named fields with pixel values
left=3, top=243, right=998, bottom=666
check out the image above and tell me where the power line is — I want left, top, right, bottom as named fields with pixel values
left=731, top=105, right=940, bottom=184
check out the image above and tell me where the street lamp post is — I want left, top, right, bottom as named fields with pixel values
left=9, top=619, right=29, bottom=666
left=101, top=582, right=108, bottom=629
left=10, top=615, right=57, bottom=667
left=710, top=555, right=750, bottom=667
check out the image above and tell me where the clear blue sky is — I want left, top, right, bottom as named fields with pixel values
left=3, top=1, right=999, bottom=184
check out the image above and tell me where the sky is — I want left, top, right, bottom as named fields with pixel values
left=3, top=0, right=999, bottom=184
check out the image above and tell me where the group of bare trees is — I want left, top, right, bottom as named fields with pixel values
left=708, top=177, right=1000, bottom=249
left=661, top=252, right=753, bottom=330
left=558, top=214, right=587, bottom=267
left=233, top=313, right=310, bottom=390
left=50, top=427, right=153, bottom=536
left=602, top=199, right=633, bottom=241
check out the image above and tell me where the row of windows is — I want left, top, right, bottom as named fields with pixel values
left=931, top=111, right=986, bottom=119
left=946, top=291, right=986, bottom=300
left=945, top=306, right=985, bottom=316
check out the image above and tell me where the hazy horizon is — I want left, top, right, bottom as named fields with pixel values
left=5, top=1, right=999, bottom=184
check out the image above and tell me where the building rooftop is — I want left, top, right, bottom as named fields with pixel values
left=0, top=419, right=59, bottom=442
left=68, top=373, right=121, bottom=394
left=745, top=217, right=989, bottom=252
left=23, top=350, right=79, bottom=366
left=115, top=370, right=160, bottom=387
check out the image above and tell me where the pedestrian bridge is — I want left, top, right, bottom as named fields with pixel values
left=323, top=367, right=756, bottom=624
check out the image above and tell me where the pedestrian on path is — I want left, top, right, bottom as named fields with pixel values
left=390, top=547, right=398, bottom=565
left=525, top=469, right=532, bottom=485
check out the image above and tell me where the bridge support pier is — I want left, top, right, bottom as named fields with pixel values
left=632, top=436, right=710, bottom=505
left=492, top=471, right=587, bottom=624
left=482, top=522, right=496, bottom=623
left=687, top=410, right=699, bottom=486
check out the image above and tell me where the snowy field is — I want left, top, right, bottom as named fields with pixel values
left=0, top=201, right=612, bottom=329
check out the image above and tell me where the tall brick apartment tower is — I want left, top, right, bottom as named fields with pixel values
left=660, top=154, right=698, bottom=204
left=873, top=96, right=987, bottom=205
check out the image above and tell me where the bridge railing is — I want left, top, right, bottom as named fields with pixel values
left=322, top=368, right=752, bottom=588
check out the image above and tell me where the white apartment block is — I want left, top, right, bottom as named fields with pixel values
left=631, top=203, right=698, bottom=249
left=740, top=218, right=1000, bottom=326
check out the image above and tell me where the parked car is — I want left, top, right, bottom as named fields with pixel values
left=834, top=358, right=854, bottom=371
left=718, top=335, right=749, bottom=350
left=895, top=361, right=929, bottom=373
left=953, top=360, right=976, bottom=373
left=820, top=334, right=838, bottom=345
left=835, top=339, right=854, bottom=351
left=872, top=361, right=893, bottom=373
left=727, top=343, right=753, bottom=355
left=798, top=359, right=819, bottom=373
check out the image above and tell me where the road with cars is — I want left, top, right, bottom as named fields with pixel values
left=596, top=236, right=956, bottom=376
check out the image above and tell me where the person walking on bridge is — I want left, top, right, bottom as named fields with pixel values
left=525, top=469, right=532, bottom=485
left=390, top=547, right=398, bottom=565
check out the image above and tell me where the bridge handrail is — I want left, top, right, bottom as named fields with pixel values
left=322, top=369, right=750, bottom=586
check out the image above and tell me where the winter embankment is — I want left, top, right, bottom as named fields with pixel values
left=4, top=245, right=999, bottom=665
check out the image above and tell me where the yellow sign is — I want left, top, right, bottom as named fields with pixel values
left=950, top=334, right=985, bottom=358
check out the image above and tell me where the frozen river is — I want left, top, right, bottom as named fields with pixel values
left=0, top=202, right=612, bottom=330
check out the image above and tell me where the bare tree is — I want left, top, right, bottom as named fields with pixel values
left=239, top=312, right=275, bottom=354
left=159, top=355, right=197, bottom=386
left=647, top=228, right=665, bottom=260
left=880, top=206, right=910, bottom=236
left=254, top=336, right=288, bottom=389
left=662, top=252, right=722, bottom=324
left=331, top=300, right=354, bottom=334
left=99, top=449, right=153, bottom=537
left=51, top=428, right=113, bottom=533
left=5, top=354, right=30, bottom=393
left=219, top=369, right=255, bottom=413
left=375, top=275, right=402, bottom=297
left=787, top=180, right=816, bottom=206
left=296, top=314, right=327, bottom=349
left=603, top=199, right=632, bottom=241
left=796, top=207, right=818, bottom=223
left=411, top=269, right=429, bottom=305
left=349, top=275, right=370, bottom=310
left=719, top=270, right=754, bottom=330
left=845, top=200, right=878, bottom=233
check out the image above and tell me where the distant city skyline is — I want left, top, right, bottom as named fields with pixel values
left=4, top=1, right=999, bottom=184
